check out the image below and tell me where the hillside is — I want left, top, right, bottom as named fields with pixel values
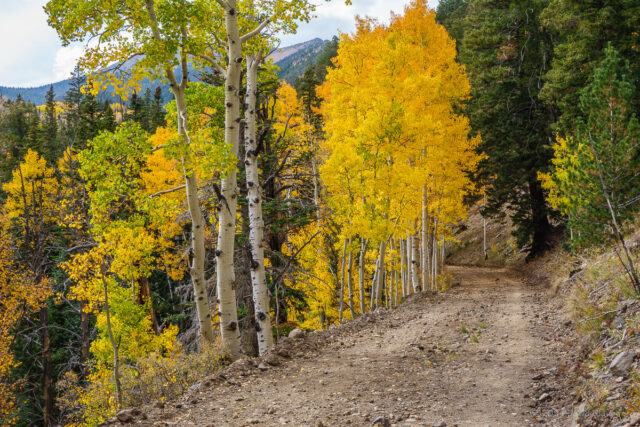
left=0, top=39, right=327, bottom=104
left=272, top=38, right=327, bottom=83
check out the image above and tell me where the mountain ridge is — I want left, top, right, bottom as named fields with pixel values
left=0, top=38, right=327, bottom=105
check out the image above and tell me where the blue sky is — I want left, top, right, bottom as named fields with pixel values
left=0, top=0, right=438, bottom=88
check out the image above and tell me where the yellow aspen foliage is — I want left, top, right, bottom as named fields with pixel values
left=0, top=221, right=51, bottom=425
left=3, top=149, right=59, bottom=225
left=321, top=0, right=480, bottom=241
left=284, top=1, right=481, bottom=328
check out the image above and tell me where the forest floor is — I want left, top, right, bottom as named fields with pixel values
left=129, top=266, right=577, bottom=427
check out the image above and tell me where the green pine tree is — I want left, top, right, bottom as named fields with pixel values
left=446, top=0, right=556, bottom=258
left=540, top=0, right=640, bottom=133
left=42, top=85, right=60, bottom=162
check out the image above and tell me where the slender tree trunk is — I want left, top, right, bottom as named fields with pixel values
left=406, top=236, right=413, bottom=294
left=40, top=306, right=53, bottom=426
left=591, top=143, right=640, bottom=292
left=137, top=277, right=159, bottom=335
left=441, top=235, right=445, bottom=272
left=339, top=238, right=347, bottom=324
left=483, top=194, right=488, bottom=261
left=102, top=278, right=122, bottom=408
left=421, top=185, right=429, bottom=291
left=393, top=256, right=399, bottom=306
left=358, top=238, right=368, bottom=313
left=244, top=54, right=273, bottom=355
left=432, top=219, right=439, bottom=290
left=384, top=270, right=389, bottom=309
left=216, top=2, right=244, bottom=359
left=80, top=300, right=90, bottom=368
left=389, top=239, right=396, bottom=308
left=399, top=238, right=406, bottom=298
left=410, top=231, right=420, bottom=292
left=175, top=89, right=214, bottom=343
left=311, top=158, right=321, bottom=232
left=374, top=240, right=387, bottom=308
left=347, top=239, right=355, bottom=319
left=144, top=0, right=214, bottom=346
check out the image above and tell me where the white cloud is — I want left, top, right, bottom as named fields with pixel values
left=281, top=0, right=440, bottom=44
left=53, top=45, right=85, bottom=81
left=0, top=0, right=62, bottom=87
left=0, top=0, right=441, bottom=87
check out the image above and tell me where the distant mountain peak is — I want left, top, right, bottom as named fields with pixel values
left=0, top=39, right=330, bottom=105
left=269, top=38, right=326, bottom=64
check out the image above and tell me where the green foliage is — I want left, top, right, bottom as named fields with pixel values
left=540, top=0, right=640, bottom=133
left=444, top=0, right=555, bottom=257
left=541, top=46, right=640, bottom=248
left=163, top=82, right=234, bottom=179
left=78, top=123, right=152, bottom=229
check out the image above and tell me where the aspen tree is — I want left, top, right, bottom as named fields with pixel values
left=338, top=238, right=347, bottom=323
left=411, top=232, right=421, bottom=292
left=45, top=0, right=219, bottom=345
left=359, top=239, right=368, bottom=313
left=347, top=239, right=356, bottom=318
left=244, top=53, right=274, bottom=354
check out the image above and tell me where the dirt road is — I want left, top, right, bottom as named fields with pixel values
left=142, top=266, right=572, bottom=427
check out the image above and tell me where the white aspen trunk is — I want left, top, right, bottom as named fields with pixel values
left=144, top=0, right=215, bottom=346
left=244, top=54, right=273, bottom=355
left=421, top=185, right=428, bottom=291
left=175, top=89, right=215, bottom=343
left=374, top=240, right=387, bottom=309
left=483, top=193, right=488, bottom=260
left=411, top=231, right=420, bottom=293
left=432, top=219, right=439, bottom=291
left=399, top=238, right=406, bottom=299
left=311, top=158, right=321, bottom=232
left=406, top=236, right=413, bottom=295
left=370, top=260, right=377, bottom=310
left=441, top=235, right=445, bottom=273
left=347, top=239, right=355, bottom=319
left=358, top=238, right=368, bottom=314
left=216, top=2, right=243, bottom=359
left=393, top=261, right=398, bottom=307
left=385, top=270, right=390, bottom=309
left=389, top=239, right=396, bottom=308
left=339, top=238, right=347, bottom=324
left=483, top=216, right=487, bottom=260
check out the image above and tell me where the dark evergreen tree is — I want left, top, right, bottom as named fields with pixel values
left=150, top=86, right=166, bottom=131
left=61, top=67, right=85, bottom=149
left=312, top=35, right=339, bottom=82
left=141, top=88, right=153, bottom=131
left=435, top=0, right=469, bottom=52
left=100, top=101, right=117, bottom=132
left=124, top=91, right=147, bottom=129
left=42, top=85, right=60, bottom=162
left=0, top=96, right=41, bottom=183
left=444, top=0, right=556, bottom=258
left=540, top=0, right=640, bottom=133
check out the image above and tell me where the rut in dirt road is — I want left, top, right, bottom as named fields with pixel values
left=140, top=266, right=570, bottom=427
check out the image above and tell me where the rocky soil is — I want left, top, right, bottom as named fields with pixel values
left=107, top=266, right=580, bottom=426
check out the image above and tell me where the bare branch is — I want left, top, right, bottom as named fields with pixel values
left=149, top=185, right=186, bottom=198
left=240, top=19, right=271, bottom=43
left=189, top=52, right=227, bottom=76
left=271, top=231, right=321, bottom=287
